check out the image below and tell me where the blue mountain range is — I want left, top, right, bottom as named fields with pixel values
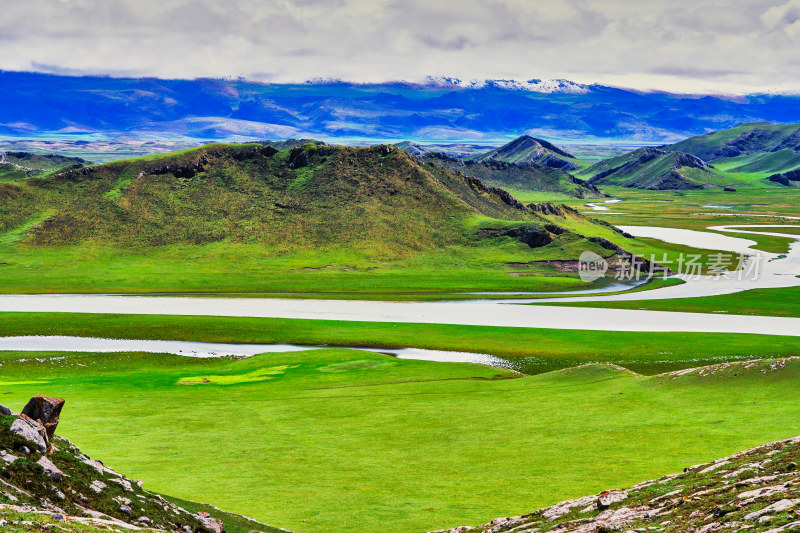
left=3, top=71, right=800, bottom=143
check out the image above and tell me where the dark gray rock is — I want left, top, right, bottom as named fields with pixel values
left=0, top=404, right=11, bottom=416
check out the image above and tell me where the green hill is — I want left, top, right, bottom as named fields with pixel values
left=394, top=141, right=430, bottom=157
left=15, top=143, right=534, bottom=249
left=396, top=141, right=600, bottom=199
left=0, top=142, right=633, bottom=294
left=469, top=135, right=582, bottom=170
left=0, top=151, right=89, bottom=182
left=579, top=147, right=720, bottom=189
left=667, top=122, right=800, bottom=174
left=414, top=151, right=601, bottom=198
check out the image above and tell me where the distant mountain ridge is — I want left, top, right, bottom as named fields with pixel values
left=6, top=71, right=800, bottom=142
left=397, top=137, right=601, bottom=198
left=0, top=151, right=88, bottom=181
left=469, top=135, right=580, bottom=170
left=666, top=122, right=800, bottom=175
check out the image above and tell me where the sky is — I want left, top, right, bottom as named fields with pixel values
left=2, top=0, right=800, bottom=94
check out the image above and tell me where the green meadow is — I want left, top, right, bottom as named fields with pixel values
left=1, top=347, right=799, bottom=533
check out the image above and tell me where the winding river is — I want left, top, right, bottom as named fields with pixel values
left=0, top=224, right=798, bottom=339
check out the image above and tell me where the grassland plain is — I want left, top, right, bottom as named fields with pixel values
left=559, top=187, right=800, bottom=251
left=1, top=348, right=800, bottom=533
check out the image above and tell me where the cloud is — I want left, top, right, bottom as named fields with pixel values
left=0, top=0, right=799, bottom=93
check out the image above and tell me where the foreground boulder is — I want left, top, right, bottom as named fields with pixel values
left=21, top=394, right=64, bottom=440
left=0, top=404, right=11, bottom=416
left=431, top=434, right=800, bottom=532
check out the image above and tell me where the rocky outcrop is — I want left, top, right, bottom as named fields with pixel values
left=528, top=202, right=580, bottom=217
left=21, top=395, right=64, bottom=441
left=10, top=414, right=48, bottom=454
left=430, top=435, right=800, bottom=533
left=766, top=169, right=800, bottom=186
left=479, top=225, right=556, bottom=248
left=0, top=404, right=11, bottom=416
left=147, top=155, right=210, bottom=179
left=0, top=395, right=285, bottom=533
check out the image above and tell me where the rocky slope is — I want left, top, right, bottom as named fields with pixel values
left=0, top=395, right=285, bottom=533
left=667, top=122, right=800, bottom=161
left=581, top=147, right=718, bottom=190
left=432, top=433, right=800, bottom=533
left=419, top=152, right=600, bottom=198
left=666, top=122, right=800, bottom=175
left=766, top=169, right=800, bottom=187
left=396, top=141, right=601, bottom=198
left=0, top=151, right=88, bottom=182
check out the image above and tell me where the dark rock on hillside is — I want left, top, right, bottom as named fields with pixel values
left=149, top=155, right=210, bottom=179
left=288, top=147, right=311, bottom=169
left=261, top=144, right=279, bottom=157
left=463, top=175, right=527, bottom=210
left=767, top=169, right=800, bottom=186
left=21, top=394, right=64, bottom=440
left=528, top=202, right=579, bottom=217
left=479, top=224, right=556, bottom=249
left=0, top=404, right=11, bottom=416
left=724, top=186, right=737, bottom=192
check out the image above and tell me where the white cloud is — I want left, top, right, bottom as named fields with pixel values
left=0, top=0, right=799, bottom=93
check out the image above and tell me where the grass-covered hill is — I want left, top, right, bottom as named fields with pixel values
left=410, top=151, right=601, bottom=199
left=5, top=142, right=543, bottom=250
left=579, top=147, right=721, bottom=189
left=0, top=151, right=89, bottom=182
left=0, top=143, right=588, bottom=249
left=395, top=140, right=601, bottom=199
left=469, top=135, right=582, bottom=171
left=0, top=141, right=633, bottom=294
left=667, top=121, right=800, bottom=175
left=0, top=398, right=284, bottom=533
left=434, top=432, right=800, bottom=533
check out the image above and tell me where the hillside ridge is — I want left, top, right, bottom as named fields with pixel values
left=583, top=147, right=718, bottom=190
left=431, top=433, right=800, bottom=532
left=0, top=395, right=285, bottom=533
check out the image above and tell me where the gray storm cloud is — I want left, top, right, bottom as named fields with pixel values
left=0, top=0, right=799, bottom=93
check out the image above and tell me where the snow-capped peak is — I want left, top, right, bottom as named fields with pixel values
left=423, top=77, right=590, bottom=94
